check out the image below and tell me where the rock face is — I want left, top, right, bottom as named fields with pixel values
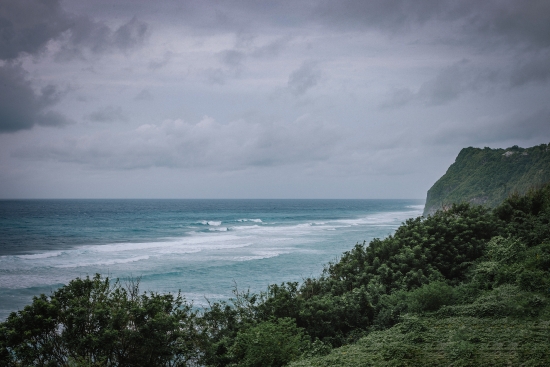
left=423, top=143, right=550, bottom=216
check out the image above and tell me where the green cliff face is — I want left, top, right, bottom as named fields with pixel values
left=424, top=143, right=550, bottom=216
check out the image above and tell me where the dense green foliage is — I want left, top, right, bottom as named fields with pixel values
left=424, top=143, right=550, bottom=216
left=290, top=316, right=550, bottom=367
left=228, top=318, right=309, bottom=367
left=291, top=183, right=550, bottom=366
left=0, top=276, right=201, bottom=366
left=2, top=183, right=550, bottom=366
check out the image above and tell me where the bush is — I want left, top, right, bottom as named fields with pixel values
left=228, top=318, right=309, bottom=367
left=407, top=281, right=455, bottom=313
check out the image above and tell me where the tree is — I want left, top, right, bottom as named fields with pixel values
left=0, top=275, right=201, bottom=367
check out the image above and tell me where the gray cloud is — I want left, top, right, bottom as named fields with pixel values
left=112, top=17, right=148, bottom=51
left=211, top=36, right=291, bottom=83
left=85, top=106, right=128, bottom=123
left=134, top=89, right=153, bottom=101
left=310, top=0, right=550, bottom=51
left=148, top=51, right=173, bottom=70
left=13, top=115, right=340, bottom=170
left=2, top=0, right=550, bottom=199
left=205, top=68, right=227, bottom=85
left=419, top=60, right=472, bottom=105
left=0, top=63, right=70, bottom=133
left=379, top=88, right=416, bottom=110
left=287, top=61, right=321, bottom=96
left=462, top=0, right=550, bottom=49
left=250, top=36, right=292, bottom=58
left=219, top=50, right=245, bottom=68
left=510, top=51, right=550, bottom=87
left=426, top=108, right=550, bottom=146
left=63, top=1, right=550, bottom=49
left=381, top=60, right=501, bottom=108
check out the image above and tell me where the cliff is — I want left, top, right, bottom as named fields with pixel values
left=423, top=143, right=550, bottom=216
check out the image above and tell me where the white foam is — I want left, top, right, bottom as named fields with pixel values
left=199, top=220, right=222, bottom=226
left=56, top=255, right=151, bottom=268
left=0, top=205, right=424, bottom=294
left=209, top=227, right=229, bottom=232
left=237, top=218, right=263, bottom=223
left=0, top=274, right=71, bottom=289
left=231, top=250, right=290, bottom=262
left=17, top=251, right=63, bottom=260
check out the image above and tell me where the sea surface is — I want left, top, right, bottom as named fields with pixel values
left=0, top=199, right=424, bottom=321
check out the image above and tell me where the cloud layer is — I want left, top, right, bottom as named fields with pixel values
left=0, top=0, right=549, bottom=198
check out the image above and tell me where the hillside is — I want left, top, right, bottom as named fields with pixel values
left=423, top=143, right=550, bottom=216
left=291, top=183, right=550, bottom=367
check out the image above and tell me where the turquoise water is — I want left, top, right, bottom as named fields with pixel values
left=0, top=199, right=423, bottom=320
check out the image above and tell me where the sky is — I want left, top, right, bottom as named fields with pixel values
left=1, top=0, right=550, bottom=199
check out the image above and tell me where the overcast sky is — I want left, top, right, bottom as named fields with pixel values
left=1, top=0, right=549, bottom=199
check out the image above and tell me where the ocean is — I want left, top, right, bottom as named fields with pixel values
left=0, top=199, right=424, bottom=321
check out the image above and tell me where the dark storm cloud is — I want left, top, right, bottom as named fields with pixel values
left=85, top=106, right=128, bottom=123
left=0, top=63, right=70, bottom=133
left=0, top=0, right=148, bottom=61
left=53, top=16, right=148, bottom=61
left=287, top=61, right=321, bottom=96
left=0, top=0, right=71, bottom=60
left=0, top=0, right=148, bottom=133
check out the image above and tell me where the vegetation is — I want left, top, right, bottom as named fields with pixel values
left=424, top=143, right=550, bottom=216
left=2, top=182, right=550, bottom=366
left=0, top=276, right=201, bottom=366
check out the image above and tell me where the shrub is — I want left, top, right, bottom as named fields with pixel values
left=407, top=281, right=455, bottom=313
left=228, top=318, right=309, bottom=367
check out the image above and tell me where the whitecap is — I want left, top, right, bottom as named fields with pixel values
left=55, top=255, right=151, bottom=268
left=231, top=250, right=289, bottom=262
left=16, top=251, right=63, bottom=260
left=208, top=227, right=229, bottom=232
left=198, top=220, right=221, bottom=226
